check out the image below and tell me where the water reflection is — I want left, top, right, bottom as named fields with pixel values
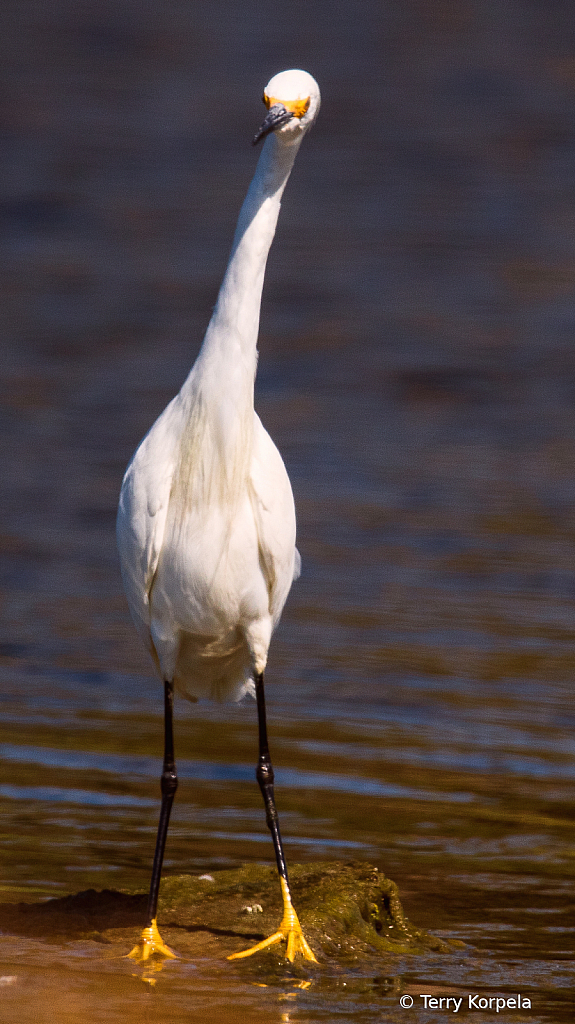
left=0, top=785, right=154, bottom=808
left=0, top=742, right=476, bottom=802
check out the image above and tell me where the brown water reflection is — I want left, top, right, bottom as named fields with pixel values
left=1, top=0, right=575, bottom=1020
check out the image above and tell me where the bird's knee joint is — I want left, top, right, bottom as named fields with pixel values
left=256, top=762, right=274, bottom=787
left=161, top=768, right=178, bottom=797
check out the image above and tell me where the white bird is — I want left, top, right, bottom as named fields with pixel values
left=117, top=69, right=320, bottom=963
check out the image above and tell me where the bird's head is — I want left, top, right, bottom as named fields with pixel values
left=253, top=69, right=320, bottom=146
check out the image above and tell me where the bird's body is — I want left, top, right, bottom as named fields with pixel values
left=117, top=69, right=320, bottom=964
left=117, top=97, right=307, bottom=703
left=117, top=380, right=299, bottom=703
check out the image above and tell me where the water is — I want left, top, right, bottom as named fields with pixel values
left=1, top=0, right=575, bottom=1020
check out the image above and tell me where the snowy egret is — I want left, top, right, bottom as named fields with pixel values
left=117, top=69, right=320, bottom=963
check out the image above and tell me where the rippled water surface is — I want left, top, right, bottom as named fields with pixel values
left=1, top=0, right=575, bottom=1021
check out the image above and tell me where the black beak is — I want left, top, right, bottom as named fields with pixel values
left=252, top=103, right=294, bottom=145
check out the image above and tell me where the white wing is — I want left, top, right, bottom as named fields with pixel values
left=249, top=412, right=300, bottom=626
left=116, top=395, right=182, bottom=649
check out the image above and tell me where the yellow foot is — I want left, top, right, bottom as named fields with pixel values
left=228, top=879, right=318, bottom=964
left=228, top=923, right=317, bottom=963
left=127, top=918, right=178, bottom=962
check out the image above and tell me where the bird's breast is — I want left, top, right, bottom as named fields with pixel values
left=149, top=494, right=269, bottom=638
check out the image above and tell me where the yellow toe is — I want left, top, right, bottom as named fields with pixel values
left=228, top=921, right=317, bottom=963
left=286, top=925, right=317, bottom=963
left=227, top=929, right=284, bottom=960
left=127, top=919, right=178, bottom=962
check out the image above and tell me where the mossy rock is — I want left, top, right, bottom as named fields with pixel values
left=157, top=860, right=459, bottom=963
left=0, top=862, right=462, bottom=965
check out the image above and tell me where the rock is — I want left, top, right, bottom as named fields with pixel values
left=157, top=861, right=458, bottom=962
left=0, top=862, right=462, bottom=965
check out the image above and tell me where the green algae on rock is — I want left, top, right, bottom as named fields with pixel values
left=156, top=861, right=458, bottom=961
left=0, top=862, right=461, bottom=963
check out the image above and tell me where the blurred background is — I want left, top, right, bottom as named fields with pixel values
left=0, top=0, right=574, bottom=1021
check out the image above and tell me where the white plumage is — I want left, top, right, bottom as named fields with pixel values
left=117, top=70, right=320, bottom=703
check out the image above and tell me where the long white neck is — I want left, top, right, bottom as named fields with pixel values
left=186, top=132, right=302, bottom=394
left=174, top=131, right=303, bottom=510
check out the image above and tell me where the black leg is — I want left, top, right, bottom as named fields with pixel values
left=227, top=671, right=317, bottom=961
left=254, top=671, right=289, bottom=886
left=145, top=678, right=178, bottom=926
left=128, top=679, right=179, bottom=960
